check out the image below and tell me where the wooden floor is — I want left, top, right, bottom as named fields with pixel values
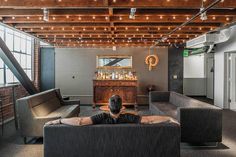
left=0, top=106, right=236, bottom=157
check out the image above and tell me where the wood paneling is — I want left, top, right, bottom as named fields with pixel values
left=0, top=0, right=234, bottom=47
left=0, top=0, right=235, bottom=8
left=93, top=80, right=138, bottom=108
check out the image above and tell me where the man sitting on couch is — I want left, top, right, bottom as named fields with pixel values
left=46, top=95, right=177, bottom=126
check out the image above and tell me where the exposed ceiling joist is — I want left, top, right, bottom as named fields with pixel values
left=0, top=0, right=234, bottom=48
left=0, top=0, right=235, bottom=9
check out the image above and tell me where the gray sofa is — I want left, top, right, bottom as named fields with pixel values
left=44, top=123, right=180, bottom=157
left=149, top=91, right=222, bottom=143
left=16, top=88, right=80, bottom=143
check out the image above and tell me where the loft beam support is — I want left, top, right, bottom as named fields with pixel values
left=0, top=37, right=38, bottom=95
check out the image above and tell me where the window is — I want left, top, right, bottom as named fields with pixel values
left=0, top=58, right=4, bottom=84
left=0, top=24, right=34, bottom=84
left=0, top=25, right=4, bottom=40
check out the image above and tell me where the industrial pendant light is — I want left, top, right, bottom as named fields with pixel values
left=43, top=8, right=49, bottom=22
left=200, top=1, right=208, bottom=21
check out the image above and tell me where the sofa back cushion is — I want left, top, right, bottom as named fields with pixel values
left=169, top=92, right=218, bottom=108
left=28, top=89, right=62, bottom=117
left=169, top=92, right=189, bottom=107
left=44, top=123, right=180, bottom=157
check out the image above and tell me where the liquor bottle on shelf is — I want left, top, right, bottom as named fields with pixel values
left=95, top=69, right=137, bottom=80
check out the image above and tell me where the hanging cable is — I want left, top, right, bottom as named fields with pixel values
left=151, top=0, right=222, bottom=48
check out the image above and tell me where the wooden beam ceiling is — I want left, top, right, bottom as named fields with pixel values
left=0, top=0, right=235, bottom=48
left=0, top=0, right=235, bottom=8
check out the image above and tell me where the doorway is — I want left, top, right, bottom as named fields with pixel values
left=228, top=53, right=236, bottom=109
left=40, top=47, right=55, bottom=91
left=206, top=57, right=214, bottom=99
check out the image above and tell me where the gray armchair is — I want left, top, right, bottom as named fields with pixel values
left=16, top=88, right=80, bottom=143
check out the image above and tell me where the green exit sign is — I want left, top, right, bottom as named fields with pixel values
left=183, top=50, right=189, bottom=57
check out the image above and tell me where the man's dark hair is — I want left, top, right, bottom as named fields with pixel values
left=109, top=95, right=122, bottom=114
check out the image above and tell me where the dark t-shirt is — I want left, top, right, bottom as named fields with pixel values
left=91, top=112, right=141, bottom=124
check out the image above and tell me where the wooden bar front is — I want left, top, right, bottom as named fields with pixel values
left=93, top=79, right=138, bottom=108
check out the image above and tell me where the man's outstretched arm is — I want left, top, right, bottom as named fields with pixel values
left=45, top=117, right=93, bottom=126
left=141, top=115, right=178, bottom=124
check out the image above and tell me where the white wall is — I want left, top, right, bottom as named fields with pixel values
left=184, top=55, right=205, bottom=78
left=214, top=25, right=236, bottom=108
left=183, top=54, right=206, bottom=96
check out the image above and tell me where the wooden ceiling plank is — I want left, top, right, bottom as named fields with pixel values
left=3, top=16, right=229, bottom=23
left=14, top=22, right=221, bottom=28
left=0, top=0, right=235, bottom=8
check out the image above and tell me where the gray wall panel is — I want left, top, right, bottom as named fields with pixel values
left=168, top=47, right=184, bottom=93
left=183, top=78, right=206, bottom=96
left=55, top=47, right=168, bottom=104
left=40, top=47, right=55, bottom=91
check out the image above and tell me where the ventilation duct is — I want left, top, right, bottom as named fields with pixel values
left=186, top=27, right=232, bottom=49
left=184, top=45, right=215, bottom=57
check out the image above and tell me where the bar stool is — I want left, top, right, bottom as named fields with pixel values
left=0, top=100, right=3, bottom=136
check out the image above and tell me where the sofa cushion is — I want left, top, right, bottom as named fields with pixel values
left=151, top=102, right=178, bottom=119
left=169, top=92, right=188, bottom=107
left=179, top=96, right=219, bottom=109
left=28, top=90, right=60, bottom=107
left=32, top=97, right=62, bottom=117
left=169, top=92, right=210, bottom=108
left=46, top=105, right=79, bottom=118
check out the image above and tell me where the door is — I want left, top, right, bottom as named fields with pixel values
left=230, top=53, right=236, bottom=110
left=40, top=47, right=55, bottom=91
left=206, top=57, right=214, bottom=99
